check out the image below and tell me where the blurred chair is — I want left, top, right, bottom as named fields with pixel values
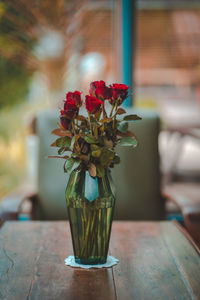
left=160, top=123, right=200, bottom=247
left=163, top=182, right=200, bottom=248
left=113, top=108, right=164, bottom=220
left=0, top=109, right=165, bottom=221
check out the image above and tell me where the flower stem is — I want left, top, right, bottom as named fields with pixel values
left=71, top=120, right=75, bottom=135
left=75, top=119, right=78, bottom=133
left=88, top=113, right=93, bottom=135
left=94, top=123, right=98, bottom=139
left=109, top=104, right=114, bottom=117
left=112, top=103, right=118, bottom=129
left=102, top=102, right=107, bottom=119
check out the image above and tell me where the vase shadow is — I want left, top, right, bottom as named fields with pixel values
left=67, top=268, right=115, bottom=299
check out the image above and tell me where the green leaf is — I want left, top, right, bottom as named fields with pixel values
left=64, top=158, right=74, bottom=173
left=91, top=150, right=102, bottom=158
left=84, top=135, right=97, bottom=144
left=56, top=136, right=71, bottom=148
left=58, top=147, right=66, bottom=155
left=98, top=136, right=104, bottom=145
left=72, top=159, right=81, bottom=171
left=64, top=158, right=81, bottom=173
left=100, top=148, right=115, bottom=166
left=96, top=165, right=105, bottom=178
left=123, top=114, right=142, bottom=121
left=119, top=137, right=138, bottom=147
left=90, top=144, right=100, bottom=151
left=117, top=121, right=128, bottom=133
left=70, top=136, right=76, bottom=151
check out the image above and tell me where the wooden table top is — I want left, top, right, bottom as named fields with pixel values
left=0, top=221, right=200, bottom=300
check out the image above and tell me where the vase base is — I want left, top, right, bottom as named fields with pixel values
left=75, top=257, right=107, bottom=265
left=65, top=255, right=119, bottom=269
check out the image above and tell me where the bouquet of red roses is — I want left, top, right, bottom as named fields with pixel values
left=50, top=80, right=141, bottom=177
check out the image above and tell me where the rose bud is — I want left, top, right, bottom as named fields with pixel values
left=60, top=110, right=71, bottom=130
left=109, top=83, right=129, bottom=105
left=63, top=99, right=79, bottom=118
left=85, top=95, right=103, bottom=114
left=89, top=80, right=111, bottom=100
left=66, top=91, right=82, bottom=107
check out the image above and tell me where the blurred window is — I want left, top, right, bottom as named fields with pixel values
left=135, top=0, right=200, bottom=102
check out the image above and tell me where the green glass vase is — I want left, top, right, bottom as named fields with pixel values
left=65, top=169, right=115, bottom=265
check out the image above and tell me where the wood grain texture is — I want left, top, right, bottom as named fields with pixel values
left=110, top=221, right=200, bottom=300
left=0, top=221, right=199, bottom=300
left=163, top=182, right=200, bottom=247
left=174, top=220, right=200, bottom=255
left=0, top=221, right=116, bottom=300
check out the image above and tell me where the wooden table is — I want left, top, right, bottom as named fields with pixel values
left=0, top=221, right=200, bottom=300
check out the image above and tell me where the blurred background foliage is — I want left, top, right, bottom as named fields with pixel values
left=0, top=58, right=31, bottom=108
left=0, top=0, right=112, bottom=199
left=0, top=0, right=33, bottom=197
left=0, top=106, right=26, bottom=199
left=0, top=0, right=85, bottom=110
left=1, top=0, right=200, bottom=200
left=0, top=0, right=84, bottom=198
left=0, top=1, right=35, bottom=108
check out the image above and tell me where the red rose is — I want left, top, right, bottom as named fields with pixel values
left=63, top=99, right=79, bottom=119
left=60, top=99, right=79, bottom=130
left=89, top=80, right=111, bottom=100
left=60, top=110, right=71, bottom=130
left=85, top=95, right=103, bottom=114
left=109, top=83, right=129, bottom=105
left=66, top=91, right=82, bottom=107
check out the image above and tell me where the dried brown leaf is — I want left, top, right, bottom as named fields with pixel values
left=88, top=163, right=96, bottom=177
left=117, top=130, right=137, bottom=139
left=50, top=141, right=57, bottom=147
left=94, top=124, right=98, bottom=139
left=103, top=137, right=113, bottom=148
left=116, top=108, right=126, bottom=115
left=79, top=155, right=88, bottom=162
left=57, top=122, right=64, bottom=129
left=51, top=128, right=72, bottom=137
left=99, top=118, right=112, bottom=123
left=75, top=115, right=86, bottom=122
